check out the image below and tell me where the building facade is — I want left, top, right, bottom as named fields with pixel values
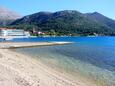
left=0, top=28, right=30, bottom=37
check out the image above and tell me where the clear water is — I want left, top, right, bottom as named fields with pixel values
left=14, top=37, right=115, bottom=86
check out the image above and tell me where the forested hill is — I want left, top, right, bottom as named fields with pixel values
left=10, top=10, right=115, bottom=36
left=85, top=12, right=115, bottom=29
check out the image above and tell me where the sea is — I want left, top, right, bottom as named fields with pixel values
left=2, top=37, right=114, bottom=86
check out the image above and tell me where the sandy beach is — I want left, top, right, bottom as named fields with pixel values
left=0, top=42, right=73, bottom=49
left=0, top=43, right=101, bottom=86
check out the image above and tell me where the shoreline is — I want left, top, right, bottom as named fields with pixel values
left=0, top=42, right=73, bottom=49
left=0, top=42, right=103, bottom=86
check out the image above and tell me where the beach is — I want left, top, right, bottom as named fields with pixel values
left=0, top=42, right=101, bottom=86
left=0, top=42, right=73, bottom=49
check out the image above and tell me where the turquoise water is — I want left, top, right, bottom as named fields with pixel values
left=14, top=37, right=115, bottom=86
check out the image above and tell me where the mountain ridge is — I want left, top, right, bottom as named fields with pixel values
left=0, top=7, right=22, bottom=26
left=0, top=9, right=112, bottom=36
left=10, top=10, right=115, bottom=36
left=85, top=12, right=115, bottom=29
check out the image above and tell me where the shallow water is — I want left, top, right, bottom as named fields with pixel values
left=14, top=37, right=115, bottom=86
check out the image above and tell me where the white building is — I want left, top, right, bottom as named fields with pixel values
left=0, top=28, right=30, bottom=38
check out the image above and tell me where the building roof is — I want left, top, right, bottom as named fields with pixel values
left=0, top=28, right=15, bottom=30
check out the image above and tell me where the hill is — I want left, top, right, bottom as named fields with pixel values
left=85, top=12, right=115, bottom=29
left=10, top=10, right=115, bottom=36
left=0, top=7, right=22, bottom=26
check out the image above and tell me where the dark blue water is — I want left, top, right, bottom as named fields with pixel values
left=13, top=37, right=115, bottom=86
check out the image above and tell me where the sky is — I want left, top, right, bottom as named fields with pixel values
left=0, top=0, right=115, bottom=19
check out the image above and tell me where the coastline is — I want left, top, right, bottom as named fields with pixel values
left=0, top=42, right=73, bottom=49
left=0, top=42, right=103, bottom=86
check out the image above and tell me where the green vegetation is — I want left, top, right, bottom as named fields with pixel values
left=1, top=10, right=115, bottom=36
